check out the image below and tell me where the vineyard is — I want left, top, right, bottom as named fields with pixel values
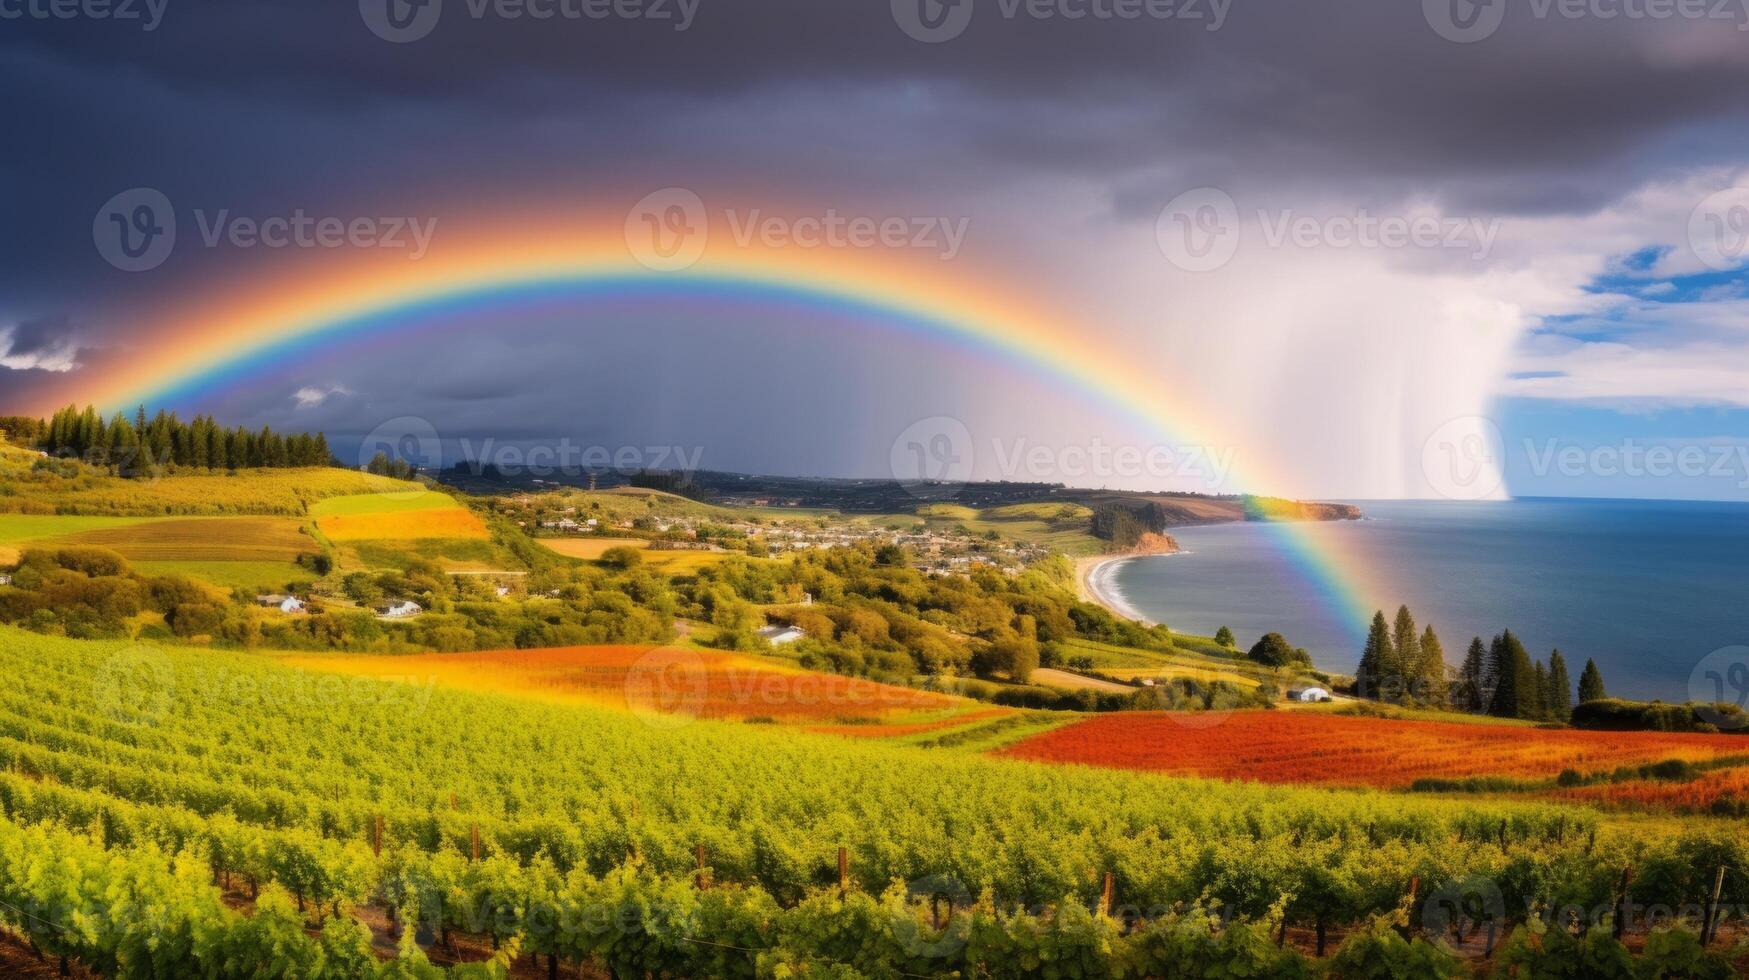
left=998, top=709, right=1749, bottom=787
left=283, top=645, right=956, bottom=723
left=0, top=629, right=1743, bottom=977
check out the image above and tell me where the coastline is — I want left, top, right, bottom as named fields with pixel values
left=1074, top=554, right=1158, bottom=625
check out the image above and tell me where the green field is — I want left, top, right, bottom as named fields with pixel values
left=309, top=489, right=465, bottom=517
left=0, top=628, right=1741, bottom=977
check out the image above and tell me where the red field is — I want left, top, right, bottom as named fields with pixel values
left=287, top=645, right=953, bottom=723
left=996, top=710, right=1749, bottom=788
left=1553, top=766, right=1749, bottom=813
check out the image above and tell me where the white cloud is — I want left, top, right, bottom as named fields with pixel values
left=291, top=384, right=351, bottom=409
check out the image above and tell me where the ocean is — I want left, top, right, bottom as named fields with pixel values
left=1103, top=497, right=1749, bottom=702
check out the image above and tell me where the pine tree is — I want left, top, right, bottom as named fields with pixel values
left=1531, top=660, right=1550, bottom=720
left=1546, top=650, right=1573, bottom=721
left=1418, top=624, right=1450, bottom=708
left=1458, top=637, right=1488, bottom=712
left=1355, top=611, right=1396, bottom=700
left=1392, top=605, right=1420, bottom=691
left=1577, top=658, right=1607, bottom=703
left=1487, top=630, right=1536, bottom=719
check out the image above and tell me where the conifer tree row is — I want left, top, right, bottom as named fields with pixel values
left=31, top=404, right=334, bottom=473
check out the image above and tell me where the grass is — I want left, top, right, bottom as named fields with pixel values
left=0, top=464, right=423, bottom=517
left=0, top=514, right=163, bottom=543
left=131, top=559, right=315, bottom=592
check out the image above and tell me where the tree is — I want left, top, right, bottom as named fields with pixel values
left=599, top=546, right=644, bottom=571
left=1545, top=649, right=1573, bottom=721
left=1457, top=637, right=1488, bottom=712
left=1530, top=660, right=1550, bottom=720
left=1487, top=630, right=1536, bottom=719
left=1354, top=611, right=1396, bottom=700
left=1247, top=632, right=1308, bottom=669
left=1214, top=625, right=1235, bottom=649
left=1577, top=658, right=1607, bottom=703
left=1417, top=624, right=1450, bottom=708
left=1392, top=605, right=1421, bottom=686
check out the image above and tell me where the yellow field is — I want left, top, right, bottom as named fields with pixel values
left=0, top=466, right=423, bottom=517
left=539, top=536, right=743, bottom=571
left=52, top=516, right=318, bottom=561
left=1102, top=664, right=1263, bottom=688
left=317, top=507, right=489, bottom=541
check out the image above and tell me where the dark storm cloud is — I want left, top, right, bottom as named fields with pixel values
left=4, top=0, right=1748, bottom=416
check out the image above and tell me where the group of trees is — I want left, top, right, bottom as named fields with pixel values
left=1350, top=604, right=1610, bottom=723
left=1457, top=631, right=1606, bottom=722
left=26, top=404, right=333, bottom=474
left=1354, top=606, right=1452, bottom=707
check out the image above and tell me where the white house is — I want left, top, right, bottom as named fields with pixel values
left=756, top=624, right=807, bottom=646
left=0, top=573, right=12, bottom=586
left=494, top=585, right=513, bottom=598
left=1285, top=686, right=1332, bottom=703
left=255, top=594, right=306, bottom=614
left=376, top=600, right=423, bottom=619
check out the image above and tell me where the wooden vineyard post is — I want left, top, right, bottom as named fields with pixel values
left=1702, top=866, right=1728, bottom=947
left=695, top=845, right=709, bottom=889
left=1613, top=868, right=1633, bottom=941
left=1100, top=872, right=1115, bottom=918
left=449, top=792, right=458, bottom=809
left=470, top=824, right=481, bottom=862
left=1402, top=877, right=1420, bottom=938
left=837, top=847, right=849, bottom=893
left=372, top=814, right=383, bottom=857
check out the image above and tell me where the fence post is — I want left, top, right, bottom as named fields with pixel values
left=1702, top=866, right=1728, bottom=947
left=470, top=824, right=481, bottom=862
left=1612, top=868, right=1633, bottom=941
left=1402, top=876, right=1420, bottom=938
left=372, top=814, right=383, bottom=857
left=695, top=845, right=709, bottom=889
left=837, top=847, right=849, bottom=893
left=1100, top=872, right=1115, bottom=917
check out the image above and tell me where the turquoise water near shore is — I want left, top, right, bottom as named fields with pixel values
left=1106, top=498, right=1749, bottom=702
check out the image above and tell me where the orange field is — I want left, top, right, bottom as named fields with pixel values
left=1552, top=766, right=1749, bottom=813
left=316, top=507, right=490, bottom=541
left=286, top=645, right=954, bottom=722
left=805, top=707, right=1011, bottom=738
left=996, top=710, right=1749, bottom=788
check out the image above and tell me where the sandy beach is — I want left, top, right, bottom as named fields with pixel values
left=1075, top=554, right=1155, bottom=625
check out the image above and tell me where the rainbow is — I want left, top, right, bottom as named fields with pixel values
left=48, top=229, right=1381, bottom=647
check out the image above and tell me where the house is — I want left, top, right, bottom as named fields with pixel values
left=756, top=624, right=807, bottom=646
left=255, top=594, right=306, bottom=614
left=494, top=585, right=513, bottom=598
left=376, top=600, right=423, bottom=619
left=0, top=573, right=11, bottom=586
left=1285, top=686, right=1332, bottom=703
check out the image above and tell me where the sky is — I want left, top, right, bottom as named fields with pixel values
left=3, top=0, right=1749, bottom=500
